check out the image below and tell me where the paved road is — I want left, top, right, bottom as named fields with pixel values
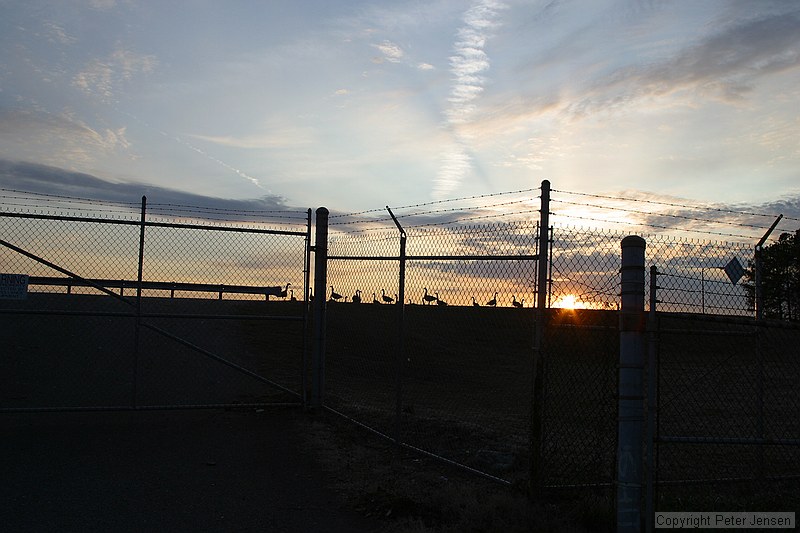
left=1, top=408, right=380, bottom=532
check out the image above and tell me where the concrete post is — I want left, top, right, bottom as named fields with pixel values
left=618, top=235, right=646, bottom=532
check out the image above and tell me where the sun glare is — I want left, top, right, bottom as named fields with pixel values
left=553, top=294, right=584, bottom=310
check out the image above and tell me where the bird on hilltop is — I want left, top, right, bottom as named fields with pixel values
left=512, top=295, right=523, bottom=308
left=381, top=289, right=394, bottom=304
left=435, top=292, right=447, bottom=306
left=278, top=283, right=291, bottom=299
left=329, top=286, right=342, bottom=302
left=486, top=292, right=498, bottom=307
left=422, top=287, right=438, bottom=305
left=352, top=290, right=362, bottom=304
left=472, top=296, right=480, bottom=307
left=372, top=292, right=380, bottom=304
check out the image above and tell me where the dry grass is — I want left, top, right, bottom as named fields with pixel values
left=297, top=410, right=612, bottom=533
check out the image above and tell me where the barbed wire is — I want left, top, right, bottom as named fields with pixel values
left=552, top=188, right=797, bottom=221
left=0, top=188, right=140, bottom=207
left=329, top=187, right=540, bottom=218
left=0, top=202, right=142, bottom=218
left=396, top=198, right=533, bottom=218
left=147, top=202, right=307, bottom=217
left=549, top=212, right=756, bottom=241
left=551, top=199, right=775, bottom=232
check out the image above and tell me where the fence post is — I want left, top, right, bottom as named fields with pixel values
left=311, top=207, right=329, bottom=409
left=530, top=179, right=550, bottom=496
left=387, top=207, right=407, bottom=446
left=302, top=208, right=312, bottom=407
left=645, top=265, right=658, bottom=533
left=618, top=235, right=646, bottom=532
left=133, top=195, right=147, bottom=409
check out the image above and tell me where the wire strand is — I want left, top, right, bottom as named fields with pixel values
left=552, top=188, right=796, bottom=221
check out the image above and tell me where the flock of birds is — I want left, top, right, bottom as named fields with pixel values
left=287, top=284, right=526, bottom=308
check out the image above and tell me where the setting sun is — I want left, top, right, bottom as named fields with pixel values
left=553, top=294, right=586, bottom=310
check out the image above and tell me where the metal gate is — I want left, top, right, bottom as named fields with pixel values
left=0, top=196, right=311, bottom=412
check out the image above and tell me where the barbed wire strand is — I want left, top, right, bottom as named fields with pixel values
left=552, top=188, right=799, bottom=222
left=551, top=198, right=778, bottom=232
left=329, top=187, right=540, bottom=218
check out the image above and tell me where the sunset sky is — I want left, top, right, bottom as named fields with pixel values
left=1, top=1, right=799, bottom=229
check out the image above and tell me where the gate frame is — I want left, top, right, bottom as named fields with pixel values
left=0, top=197, right=312, bottom=413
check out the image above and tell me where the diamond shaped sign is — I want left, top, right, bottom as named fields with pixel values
left=723, top=257, right=745, bottom=286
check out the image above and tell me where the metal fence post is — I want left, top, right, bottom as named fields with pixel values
left=530, top=179, right=550, bottom=495
left=618, top=235, right=646, bottom=532
left=302, top=208, right=312, bottom=407
left=311, top=207, right=329, bottom=409
left=645, top=265, right=658, bottom=533
left=132, top=195, right=146, bottom=409
left=387, top=207, right=406, bottom=446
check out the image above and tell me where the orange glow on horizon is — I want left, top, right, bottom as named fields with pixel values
left=552, top=294, right=591, bottom=310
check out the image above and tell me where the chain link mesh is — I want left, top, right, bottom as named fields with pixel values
left=325, top=221, right=537, bottom=482
left=1, top=203, right=309, bottom=410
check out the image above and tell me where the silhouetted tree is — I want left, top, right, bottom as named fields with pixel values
left=743, top=229, right=800, bottom=321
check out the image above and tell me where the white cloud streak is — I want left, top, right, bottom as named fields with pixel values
left=434, top=0, right=505, bottom=199
left=73, top=47, right=157, bottom=100
left=372, top=40, right=405, bottom=63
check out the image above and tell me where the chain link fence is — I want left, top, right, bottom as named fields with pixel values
left=5, top=185, right=798, bottom=529
left=1, top=198, right=311, bottom=411
left=654, top=314, right=800, bottom=511
left=324, top=219, right=539, bottom=483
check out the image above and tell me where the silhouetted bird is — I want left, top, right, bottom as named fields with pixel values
left=512, top=295, right=523, bottom=308
left=422, top=287, right=437, bottom=305
left=435, top=292, right=447, bottom=306
left=486, top=292, right=498, bottom=307
left=329, top=286, right=343, bottom=301
left=472, top=296, right=480, bottom=307
left=381, top=289, right=394, bottom=304
left=278, top=283, right=291, bottom=298
left=290, top=289, right=297, bottom=302
left=372, top=292, right=380, bottom=304
left=352, top=290, right=362, bottom=304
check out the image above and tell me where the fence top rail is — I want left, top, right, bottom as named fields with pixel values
left=27, top=276, right=286, bottom=296
left=0, top=210, right=308, bottom=236
left=328, top=253, right=540, bottom=261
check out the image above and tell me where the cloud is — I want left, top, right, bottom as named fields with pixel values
left=188, top=128, right=314, bottom=150
left=89, top=0, right=117, bottom=9
left=42, top=22, right=77, bottom=45
left=0, top=109, right=130, bottom=167
left=549, top=188, right=800, bottom=242
left=372, top=40, right=405, bottom=63
left=73, top=47, right=158, bottom=100
left=590, top=12, right=800, bottom=107
left=433, top=0, right=506, bottom=199
left=0, top=159, right=293, bottom=215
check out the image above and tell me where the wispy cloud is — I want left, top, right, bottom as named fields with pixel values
left=0, top=109, right=130, bottom=167
left=491, top=9, right=800, bottom=124
left=73, top=47, right=158, bottom=100
left=0, top=159, right=290, bottom=213
left=434, top=0, right=506, bottom=199
left=566, top=12, right=800, bottom=116
left=372, top=40, right=405, bottom=63
left=189, top=128, right=315, bottom=150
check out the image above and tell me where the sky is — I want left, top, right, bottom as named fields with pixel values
left=1, top=0, right=800, bottom=231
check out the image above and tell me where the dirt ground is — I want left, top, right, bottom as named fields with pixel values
left=0, top=407, right=384, bottom=533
